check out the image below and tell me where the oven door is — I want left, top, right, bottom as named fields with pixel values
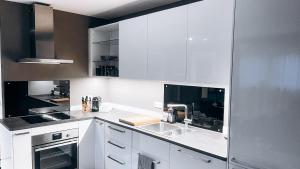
left=33, top=138, right=78, bottom=169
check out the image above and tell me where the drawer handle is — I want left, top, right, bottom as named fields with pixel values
left=107, top=155, right=126, bottom=165
left=108, top=126, right=125, bottom=133
left=108, top=140, right=126, bottom=149
left=96, top=121, right=104, bottom=125
left=14, top=132, right=30, bottom=136
left=177, top=149, right=211, bottom=163
left=231, top=158, right=264, bottom=169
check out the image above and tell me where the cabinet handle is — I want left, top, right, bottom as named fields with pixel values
left=96, top=121, right=103, bottom=125
left=14, top=132, right=30, bottom=136
left=107, top=155, right=126, bottom=165
left=107, top=140, right=126, bottom=149
left=108, top=126, right=125, bottom=133
left=177, top=149, right=211, bottom=163
left=231, top=158, right=264, bottom=169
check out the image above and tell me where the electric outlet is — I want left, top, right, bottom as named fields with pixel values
left=153, top=101, right=163, bottom=109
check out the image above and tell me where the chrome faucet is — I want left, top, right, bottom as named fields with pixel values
left=167, top=104, right=192, bottom=128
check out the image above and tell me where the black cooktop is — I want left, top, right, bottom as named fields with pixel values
left=21, top=112, right=71, bottom=124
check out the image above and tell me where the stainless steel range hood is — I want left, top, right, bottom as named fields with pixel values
left=17, top=3, right=74, bottom=64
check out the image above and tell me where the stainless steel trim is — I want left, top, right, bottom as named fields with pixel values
left=107, top=140, right=125, bottom=149
left=18, top=58, right=74, bottom=64
left=108, top=125, right=126, bottom=133
left=34, top=139, right=77, bottom=152
left=231, top=158, right=264, bottom=169
left=32, top=128, right=78, bottom=146
left=177, top=149, right=211, bottom=163
left=107, top=155, right=126, bottom=165
left=14, top=131, right=30, bottom=136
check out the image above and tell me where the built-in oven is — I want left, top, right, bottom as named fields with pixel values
left=32, top=128, right=78, bottom=169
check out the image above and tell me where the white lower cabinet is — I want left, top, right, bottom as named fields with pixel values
left=105, top=123, right=132, bottom=169
left=170, top=144, right=226, bottom=169
left=12, top=130, right=32, bottom=169
left=95, top=120, right=105, bottom=169
left=79, top=119, right=95, bottom=169
left=132, top=132, right=170, bottom=169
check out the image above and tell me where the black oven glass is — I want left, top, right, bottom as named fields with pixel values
left=34, top=142, right=77, bottom=169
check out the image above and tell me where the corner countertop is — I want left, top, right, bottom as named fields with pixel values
left=0, top=108, right=228, bottom=161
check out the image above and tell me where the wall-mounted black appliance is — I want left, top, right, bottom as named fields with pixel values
left=164, top=84, right=225, bottom=132
left=4, top=80, right=70, bottom=118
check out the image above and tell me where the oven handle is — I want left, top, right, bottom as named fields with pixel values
left=34, top=139, right=78, bottom=152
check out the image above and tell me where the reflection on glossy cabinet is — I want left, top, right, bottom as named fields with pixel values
left=147, top=5, right=187, bottom=82
left=119, top=15, right=148, bottom=79
left=186, top=0, right=234, bottom=85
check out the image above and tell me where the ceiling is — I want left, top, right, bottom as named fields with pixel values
left=7, top=0, right=182, bottom=19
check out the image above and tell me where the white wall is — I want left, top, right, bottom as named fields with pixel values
left=106, top=78, right=164, bottom=111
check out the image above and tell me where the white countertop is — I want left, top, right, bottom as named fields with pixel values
left=70, top=106, right=228, bottom=159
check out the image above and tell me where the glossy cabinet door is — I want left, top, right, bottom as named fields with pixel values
left=132, top=132, right=170, bottom=169
left=229, top=0, right=300, bottom=169
left=186, top=0, right=234, bottom=85
left=170, top=144, right=226, bottom=169
left=12, top=130, right=32, bottom=169
left=95, top=120, right=105, bottom=169
left=147, top=5, right=187, bottom=81
left=79, top=119, right=95, bottom=169
left=119, top=15, right=148, bottom=79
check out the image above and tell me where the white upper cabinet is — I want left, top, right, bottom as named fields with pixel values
left=186, top=0, right=235, bottom=85
left=147, top=6, right=188, bottom=81
left=119, top=15, right=148, bottom=79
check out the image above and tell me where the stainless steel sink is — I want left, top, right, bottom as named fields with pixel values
left=139, top=122, right=194, bottom=137
left=163, top=128, right=193, bottom=136
left=140, top=122, right=180, bottom=133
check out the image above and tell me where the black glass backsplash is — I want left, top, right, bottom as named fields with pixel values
left=164, top=84, right=225, bottom=132
left=4, top=80, right=70, bottom=118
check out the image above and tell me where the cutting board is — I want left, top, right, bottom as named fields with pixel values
left=119, top=115, right=161, bottom=126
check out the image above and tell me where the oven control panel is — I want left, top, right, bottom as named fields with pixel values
left=32, top=128, right=79, bottom=146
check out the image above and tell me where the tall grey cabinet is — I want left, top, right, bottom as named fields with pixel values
left=229, top=0, right=300, bottom=169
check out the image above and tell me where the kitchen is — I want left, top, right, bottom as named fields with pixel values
left=0, top=0, right=299, bottom=169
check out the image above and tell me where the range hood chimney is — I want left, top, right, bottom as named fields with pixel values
left=17, top=3, right=74, bottom=64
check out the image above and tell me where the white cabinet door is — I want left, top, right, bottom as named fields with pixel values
left=79, top=119, right=95, bottom=169
left=170, top=144, right=226, bottom=169
left=119, top=15, right=148, bottom=79
left=95, top=120, right=105, bottom=169
left=12, top=130, right=32, bottom=169
left=187, top=0, right=234, bottom=85
left=147, top=5, right=187, bottom=81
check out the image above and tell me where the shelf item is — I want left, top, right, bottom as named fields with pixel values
left=89, top=22, right=119, bottom=77
left=93, top=39, right=119, bottom=46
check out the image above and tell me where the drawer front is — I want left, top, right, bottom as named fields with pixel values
left=132, top=149, right=169, bottom=169
left=105, top=123, right=132, bottom=146
left=170, top=144, right=226, bottom=169
left=105, top=154, right=131, bottom=169
left=105, top=139, right=131, bottom=162
left=132, top=132, right=169, bottom=162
